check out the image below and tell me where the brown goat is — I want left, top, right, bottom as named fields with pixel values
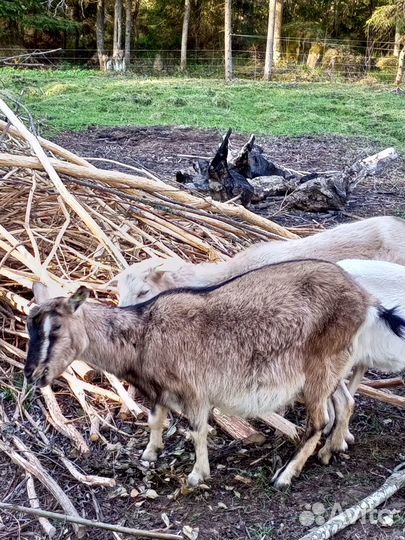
left=25, top=260, right=377, bottom=488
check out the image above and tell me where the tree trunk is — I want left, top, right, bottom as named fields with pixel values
left=273, top=0, right=283, bottom=65
left=264, top=0, right=277, bottom=80
left=110, top=0, right=125, bottom=72
left=113, top=0, right=123, bottom=56
left=395, top=47, right=405, bottom=87
left=394, top=1, right=404, bottom=57
left=133, top=0, right=141, bottom=41
left=124, top=0, right=132, bottom=70
left=96, top=0, right=107, bottom=71
left=224, top=0, right=233, bottom=82
left=180, top=0, right=191, bottom=71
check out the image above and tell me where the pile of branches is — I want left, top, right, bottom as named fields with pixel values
left=0, top=99, right=304, bottom=537
left=0, top=99, right=404, bottom=537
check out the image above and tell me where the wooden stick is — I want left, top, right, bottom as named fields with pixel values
left=0, top=102, right=127, bottom=267
left=362, top=377, right=404, bottom=389
left=104, top=373, right=148, bottom=417
left=298, top=463, right=405, bottom=540
left=212, top=409, right=266, bottom=445
left=0, top=119, right=95, bottom=168
left=0, top=502, right=183, bottom=540
left=357, top=384, right=405, bottom=409
left=40, top=386, right=90, bottom=454
left=0, top=152, right=297, bottom=240
left=23, top=409, right=115, bottom=488
left=0, top=439, right=84, bottom=537
left=259, top=412, right=301, bottom=441
left=26, top=473, right=57, bottom=538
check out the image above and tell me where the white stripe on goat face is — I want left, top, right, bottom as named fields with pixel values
left=40, top=315, right=52, bottom=363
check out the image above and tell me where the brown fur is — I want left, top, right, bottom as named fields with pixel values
left=26, top=260, right=373, bottom=487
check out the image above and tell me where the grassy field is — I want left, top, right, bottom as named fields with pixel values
left=0, top=68, right=403, bottom=146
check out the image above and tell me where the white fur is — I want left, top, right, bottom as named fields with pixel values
left=113, top=216, right=405, bottom=306
left=40, top=315, right=52, bottom=363
left=338, top=259, right=405, bottom=374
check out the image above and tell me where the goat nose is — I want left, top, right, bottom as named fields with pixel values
left=24, top=365, right=34, bottom=383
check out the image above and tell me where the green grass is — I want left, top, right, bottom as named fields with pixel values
left=0, top=68, right=403, bottom=146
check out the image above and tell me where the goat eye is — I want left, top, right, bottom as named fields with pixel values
left=138, top=289, right=149, bottom=298
left=43, top=367, right=49, bottom=375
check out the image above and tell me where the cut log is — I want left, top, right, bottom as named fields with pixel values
left=212, top=409, right=266, bottom=445
left=357, top=384, right=405, bottom=409
left=259, top=412, right=301, bottom=441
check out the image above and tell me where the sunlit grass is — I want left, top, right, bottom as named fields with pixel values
left=0, top=68, right=402, bottom=147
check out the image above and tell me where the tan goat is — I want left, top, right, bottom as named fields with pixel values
left=25, top=260, right=392, bottom=488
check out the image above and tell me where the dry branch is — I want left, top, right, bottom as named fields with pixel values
left=0, top=502, right=183, bottom=540
left=298, top=463, right=405, bottom=540
left=357, top=384, right=405, bottom=408
left=26, top=474, right=57, bottom=538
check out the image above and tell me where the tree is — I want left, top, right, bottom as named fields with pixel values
left=110, top=0, right=125, bottom=71
left=124, top=0, right=132, bottom=69
left=96, top=0, right=107, bottom=70
left=274, top=0, right=283, bottom=65
left=264, top=0, right=277, bottom=80
left=180, top=0, right=191, bottom=71
left=394, top=0, right=404, bottom=56
left=224, top=0, right=232, bottom=82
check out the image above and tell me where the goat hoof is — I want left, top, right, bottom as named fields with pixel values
left=187, top=470, right=208, bottom=487
left=271, top=468, right=292, bottom=490
left=345, top=431, right=355, bottom=445
left=141, top=447, right=160, bottom=462
left=318, top=447, right=332, bottom=465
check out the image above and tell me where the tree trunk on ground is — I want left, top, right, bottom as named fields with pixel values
left=224, top=0, right=233, bottom=82
left=180, top=0, right=191, bottom=71
left=264, top=0, right=277, bottom=80
left=96, top=0, right=107, bottom=70
left=395, top=46, right=405, bottom=86
left=273, top=0, right=283, bottom=65
left=124, top=0, right=132, bottom=70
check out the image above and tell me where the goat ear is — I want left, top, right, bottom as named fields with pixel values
left=103, top=277, right=118, bottom=289
left=67, top=286, right=90, bottom=313
left=32, top=282, right=50, bottom=304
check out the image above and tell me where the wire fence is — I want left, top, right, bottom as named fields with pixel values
left=0, top=36, right=400, bottom=82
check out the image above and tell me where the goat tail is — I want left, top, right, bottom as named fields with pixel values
left=377, top=305, right=405, bottom=338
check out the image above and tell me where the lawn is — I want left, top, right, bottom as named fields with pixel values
left=0, top=68, right=403, bottom=147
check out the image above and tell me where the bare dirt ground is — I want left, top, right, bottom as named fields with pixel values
left=1, top=127, right=404, bottom=540
left=56, top=125, right=405, bottom=227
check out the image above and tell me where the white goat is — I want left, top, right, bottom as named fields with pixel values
left=110, top=216, right=405, bottom=306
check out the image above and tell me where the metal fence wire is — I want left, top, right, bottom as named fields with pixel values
left=0, top=36, right=400, bottom=81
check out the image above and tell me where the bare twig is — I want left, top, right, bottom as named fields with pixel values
left=0, top=502, right=184, bottom=539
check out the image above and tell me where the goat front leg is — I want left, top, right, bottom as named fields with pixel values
left=187, top=408, right=210, bottom=487
left=141, top=405, right=168, bottom=462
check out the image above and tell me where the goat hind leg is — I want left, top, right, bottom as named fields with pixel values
left=272, top=399, right=328, bottom=489
left=318, top=381, right=355, bottom=465
left=141, top=405, right=168, bottom=462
